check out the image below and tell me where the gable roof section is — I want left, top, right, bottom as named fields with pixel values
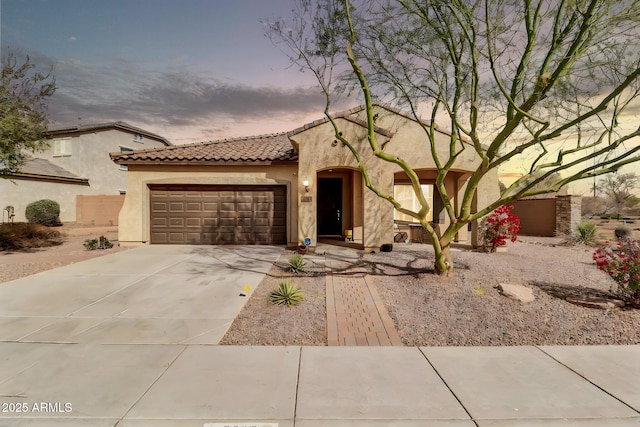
left=49, top=121, right=172, bottom=146
left=110, top=103, right=463, bottom=166
left=287, top=103, right=454, bottom=140
left=5, top=158, right=89, bottom=185
left=110, top=133, right=297, bottom=165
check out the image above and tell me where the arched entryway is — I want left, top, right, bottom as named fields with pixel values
left=317, top=168, right=364, bottom=248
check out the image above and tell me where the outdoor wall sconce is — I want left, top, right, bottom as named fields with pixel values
left=303, top=179, right=310, bottom=192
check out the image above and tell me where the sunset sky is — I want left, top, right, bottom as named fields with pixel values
left=1, top=0, right=327, bottom=144
left=2, top=0, right=638, bottom=195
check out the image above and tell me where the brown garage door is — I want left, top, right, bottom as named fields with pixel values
left=149, top=184, right=286, bottom=244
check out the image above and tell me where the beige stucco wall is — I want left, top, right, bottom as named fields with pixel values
left=291, top=106, right=498, bottom=250
left=48, top=129, right=166, bottom=194
left=0, top=178, right=89, bottom=222
left=2, top=129, right=167, bottom=222
left=118, top=164, right=298, bottom=246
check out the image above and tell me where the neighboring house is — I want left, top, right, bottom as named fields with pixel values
left=111, top=105, right=499, bottom=251
left=1, top=122, right=171, bottom=223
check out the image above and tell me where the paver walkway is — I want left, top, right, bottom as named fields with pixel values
left=324, top=248, right=404, bottom=346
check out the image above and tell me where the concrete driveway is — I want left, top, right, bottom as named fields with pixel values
left=0, top=245, right=283, bottom=344
left=2, top=245, right=640, bottom=426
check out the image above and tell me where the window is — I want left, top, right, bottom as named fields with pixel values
left=119, top=146, right=134, bottom=170
left=133, top=133, right=143, bottom=143
left=53, top=139, right=72, bottom=156
left=393, top=184, right=434, bottom=223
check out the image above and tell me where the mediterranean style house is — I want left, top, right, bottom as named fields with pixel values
left=1, top=122, right=171, bottom=223
left=111, top=105, right=499, bottom=251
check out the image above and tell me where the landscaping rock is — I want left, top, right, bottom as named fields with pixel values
left=495, top=283, right=535, bottom=304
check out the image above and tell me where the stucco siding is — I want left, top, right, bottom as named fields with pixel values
left=292, top=107, right=493, bottom=250
left=118, top=164, right=298, bottom=246
left=0, top=178, right=89, bottom=222
left=2, top=128, right=169, bottom=222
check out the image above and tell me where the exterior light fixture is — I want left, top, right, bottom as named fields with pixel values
left=303, top=179, right=310, bottom=192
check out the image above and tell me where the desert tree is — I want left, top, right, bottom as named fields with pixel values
left=268, top=0, right=640, bottom=274
left=0, top=53, right=56, bottom=175
left=598, top=172, right=639, bottom=216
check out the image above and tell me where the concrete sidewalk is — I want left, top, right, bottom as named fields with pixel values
left=0, top=344, right=639, bottom=426
left=1, top=246, right=640, bottom=425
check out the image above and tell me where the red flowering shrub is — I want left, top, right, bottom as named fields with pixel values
left=593, top=239, right=640, bottom=305
left=480, top=205, right=521, bottom=252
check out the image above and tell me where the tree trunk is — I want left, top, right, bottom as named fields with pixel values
left=434, top=242, right=454, bottom=276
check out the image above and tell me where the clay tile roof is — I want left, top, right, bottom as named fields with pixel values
left=110, top=133, right=297, bottom=164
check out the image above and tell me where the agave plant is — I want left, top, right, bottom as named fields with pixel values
left=270, top=280, right=304, bottom=306
left=575, top=221, right=597, bottom=245
left=288, top=253, right=306, bottom=273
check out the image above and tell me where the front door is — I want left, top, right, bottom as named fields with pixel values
left=318, top=178, right=342, bottom=236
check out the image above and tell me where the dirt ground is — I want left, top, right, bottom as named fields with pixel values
left=0, top=224, right=130, bottom=283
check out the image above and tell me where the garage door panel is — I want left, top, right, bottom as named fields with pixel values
left=185, top=218, right=201, bottom=227
left=169, top=218, right=185, bottom=227
left=203, top=218, right=218, bottom=227
left=185, top=232, right=202, bottom=242
left=152, top=218, right=168, bottom=227
left=168, top=232, right=187, bottom=243
left=237, top=218, right=252, bottom=227
left=151, top=202, right=168, bottom=213
left=218, top=218, right=236, bottom=227
left=150, top=185, right=287, bottom=244
left=169, top=202, right=185, bottom=212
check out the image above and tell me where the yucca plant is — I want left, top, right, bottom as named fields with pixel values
left=576, top=221, right=597, bottom=245
left=270, top=280, right=304, bottom=306
left=288, top=253, right=306, bottom=273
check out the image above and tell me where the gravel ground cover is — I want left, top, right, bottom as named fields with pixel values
left=0, top=224, right=128, bottom=283
left=3, top=223, right=638, bottom=346
left=223, top=236, right=640, bottom=346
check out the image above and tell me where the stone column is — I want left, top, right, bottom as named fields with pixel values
left=555, top=195, right=582, bottom=236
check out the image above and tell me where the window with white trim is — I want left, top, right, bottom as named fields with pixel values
left=119, top=146, right=134, bottom=170
left=53, top=139, right=72, bottom=156
left=393, top=184, right=434, bottom=223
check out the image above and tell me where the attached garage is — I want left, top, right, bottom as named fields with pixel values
left=149, top=184, right=286, bottom=244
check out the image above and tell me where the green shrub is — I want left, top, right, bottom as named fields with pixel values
left=270, top=279, right=304, bottom=306
left=83, top=235, right=113, bottom=250
left=0, top=223, right=62, bottom=251
left=575, top=220, right=597, bottom=244
left=25, top=199, right=60, bottom=226
left=288, top=253, right=306, bottom=273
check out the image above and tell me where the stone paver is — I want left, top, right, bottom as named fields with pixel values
left=323, top=246, right=403, bottom=347
left=326, top=273, right=402, bottom=346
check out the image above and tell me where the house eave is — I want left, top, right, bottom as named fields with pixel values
left=117, top=159, right=297, bottom=166
left=3, top=173, right=90, bottom=185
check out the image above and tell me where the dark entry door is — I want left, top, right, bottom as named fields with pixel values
left=318, top=178, right=342, bottom=236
